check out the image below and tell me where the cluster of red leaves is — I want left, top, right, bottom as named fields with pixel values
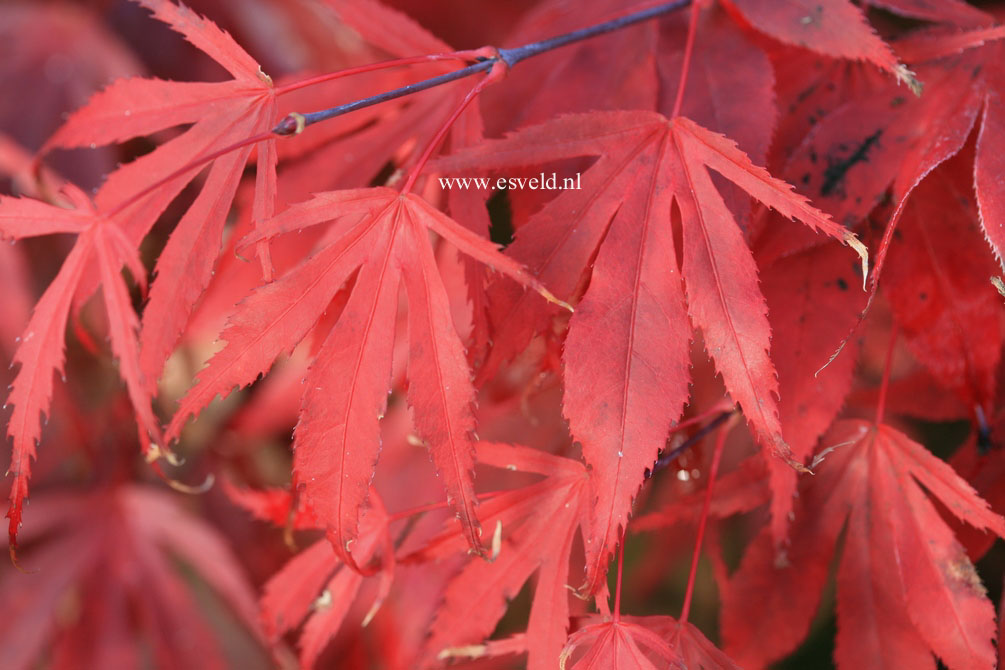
left=2, top=0, right=1005, bottom=668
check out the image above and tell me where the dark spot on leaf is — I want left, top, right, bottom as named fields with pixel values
left=836, top=278, right=848, bottom=291
left=821, top=129, right=882, bottom=197
left=796, top=83, right=819, bottom=104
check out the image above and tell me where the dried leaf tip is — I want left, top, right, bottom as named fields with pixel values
left=992, top=276, right=1005, bottom=299
left=559, top=644, right=574, bottom=670
left=361, top=583, right=390, bottom=627
left=537, top=285, right=574, bottom=313
left=810, top=439, right=857, bottom=470
left=145, top=442, right=183, bottom=466
left=775, top=438, right=813, bottom=474
left=895, top=64, right=923, bottom=97
left=166, top=472, right=215, bottom=495
left=843, top=232, right=869, bottom=290
left=785, top=456, right=814, bottom=475
left=488, top=519, right=503, bottom=561
left=256, top=66, right=273, bottom=87
left=8, top=545, right=37, bottom=574
left=438, top=644, right=487, bottom=661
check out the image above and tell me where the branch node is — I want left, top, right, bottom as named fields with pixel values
left=273, top=112, right=306, bottom=137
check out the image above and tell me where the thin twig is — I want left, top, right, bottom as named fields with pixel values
left=273, top=0, right=691, bottom=136
left=273, top=60, right=497, bottom=134
left=648, top=410, right=735, bottom=478
left=874, top=324, right=899, bottom=426
left=677, top=414, right=736, bottom=630
left=498, top=1, right=691, bottom=67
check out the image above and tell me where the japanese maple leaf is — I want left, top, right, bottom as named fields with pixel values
left=0, top=485, right=260, bottom=670
left=560, top=615, right=738, bottom=670
left=166, top=189, right=560, bottom=566
left=414, top=442, right=588, bottom=670
left=561, top=619, right=680, bottom=670
left=437, top=110, right=867, bottom=592
left=0, top=184, right=161, bottom=555
left=227, top=483, right=392, bottom=669
left=44, top=0, right=280, bottom=394
left=721, top=420, right=1005, bottom=670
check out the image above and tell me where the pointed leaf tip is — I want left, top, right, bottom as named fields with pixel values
left=538, top=285, right=574, bottom=313
left=843, top=232, right=869, bottom=290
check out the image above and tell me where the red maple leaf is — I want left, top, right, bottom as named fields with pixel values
left=0, top=485, right=261, bottom=669
left=437, top=110, right=867, bottom=592
left=167, top=188, right=562, bottom=566
left=5, top=1, right=1005, bottom=668
left=0, top=184, right=161, bottom=555
left=722, top=420, right=1005, bottom=669
left=560, top=614, right=738, bottom=670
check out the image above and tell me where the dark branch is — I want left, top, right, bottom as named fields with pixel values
left=273, top=0, right=691, bottom=136
left=275, top=60, right=496, bottom=135
left=498, top=0, right=691, bottom=67
left=646, top=410, right=734, bottom=479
